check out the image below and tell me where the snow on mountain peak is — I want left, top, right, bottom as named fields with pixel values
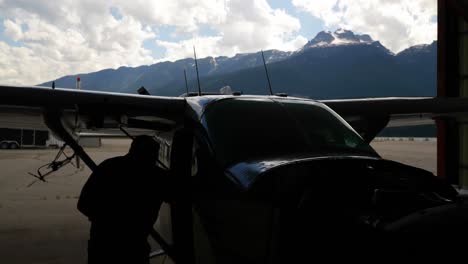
left=335, top=28, right=346, bottom=34
left=304, top=29, right=375, bottom=49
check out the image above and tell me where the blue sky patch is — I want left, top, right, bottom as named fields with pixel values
left=110, top=6, right=123, bottom=21
left=144, top=39, right=166, bottom=60
left=267, top=0, right=324, bottom=40
left=0, top=19, right=24, bottom=47
left=157, top=25, right=185, bottom=42
left=198, top=24, right=219, bottom=37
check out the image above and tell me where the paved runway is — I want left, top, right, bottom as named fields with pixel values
left=371, top=139, right=436, bottom=174
left=0, top=139, right=436, bottom=264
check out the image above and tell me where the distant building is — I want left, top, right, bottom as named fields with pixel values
left=0, top=110, right=63, bottom=149
left=0, top=128, right=62, bottom=149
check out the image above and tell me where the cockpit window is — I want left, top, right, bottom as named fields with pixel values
left=276, top=100, right=376, bottom=156
left=203, top=98, right=378, bottom=167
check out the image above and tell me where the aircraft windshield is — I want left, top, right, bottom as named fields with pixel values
left=203, top=98, right=378, bottom=167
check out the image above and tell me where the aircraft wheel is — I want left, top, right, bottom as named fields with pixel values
left=0, top=142, right=9, bottom=149
left=9, top=142, right=19, bottom=149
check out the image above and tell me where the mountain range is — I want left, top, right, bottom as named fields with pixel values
left=40, top=29, right=437, bottom=99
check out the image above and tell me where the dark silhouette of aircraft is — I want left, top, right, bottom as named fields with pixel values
left=1, top=84, right=468, bottom=262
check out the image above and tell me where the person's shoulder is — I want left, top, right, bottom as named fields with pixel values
left=98, top=156, right=126, bottom=168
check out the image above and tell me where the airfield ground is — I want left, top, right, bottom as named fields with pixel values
left=0, top=139, right=436, bottom=264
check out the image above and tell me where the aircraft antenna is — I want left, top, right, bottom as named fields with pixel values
left=193, top=46, right=202, bottom=96
left=261, top=50, right=273, bottom=95
left=184, top=69, right=189, bottom=95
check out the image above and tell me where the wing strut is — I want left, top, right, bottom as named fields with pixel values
left=43, top=109, right=98, bottom=171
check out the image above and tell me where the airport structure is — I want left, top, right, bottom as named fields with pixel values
left=0, top=128, right=53, bottom=149
left=438, top=0, right=468, bottom=188
left=0, top=76, right=100, bottom=149
left=0, top=109, right=61, bottom=148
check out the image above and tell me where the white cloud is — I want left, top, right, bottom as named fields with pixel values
left=0, top=42, right=57, bottom=85
left=115, top=0, right=228, bottom=35
left=0, top=1, right=157, bottom=85
left=0, top=0, right=307, bottom=85
left=292, top=0, right=437, bottom=53
left=0, top=0, right=440, bottom=86
left=3, top=19, right=23, bottom=41
left=156, top=0, right=307, bottom=61
left=156, top=37, right=223, bottom=62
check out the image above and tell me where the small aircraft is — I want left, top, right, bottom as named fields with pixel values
left=2, top=83, right=468, bottom=262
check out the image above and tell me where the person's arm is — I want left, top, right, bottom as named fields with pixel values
left=77, top=162, right=107, bottom=219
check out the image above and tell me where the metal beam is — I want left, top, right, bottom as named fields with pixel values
left=43, top=109, right=97, bottom=171
left=169, top=124, right=195, bottom=264
left=149, top=229, right=175, bottom=260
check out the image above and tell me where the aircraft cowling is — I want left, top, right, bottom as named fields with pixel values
left=202, top=156, right=467, bottom=261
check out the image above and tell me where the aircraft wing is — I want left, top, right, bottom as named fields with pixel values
left=3, top=84, right=468, bottom=164
left=0, top=85, right=186, bottom=169
left=322, top=97, right=468, bottom=142
left=0, top=84, right=186, bottom=131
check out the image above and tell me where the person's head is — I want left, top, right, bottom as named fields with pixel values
left=128, top=135, right=160, bottom=164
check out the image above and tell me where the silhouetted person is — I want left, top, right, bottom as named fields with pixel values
left=77, top=136, right=169, bottom=264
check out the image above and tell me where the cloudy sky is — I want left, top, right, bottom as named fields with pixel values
left=0, top=0, right=437, bottom=85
